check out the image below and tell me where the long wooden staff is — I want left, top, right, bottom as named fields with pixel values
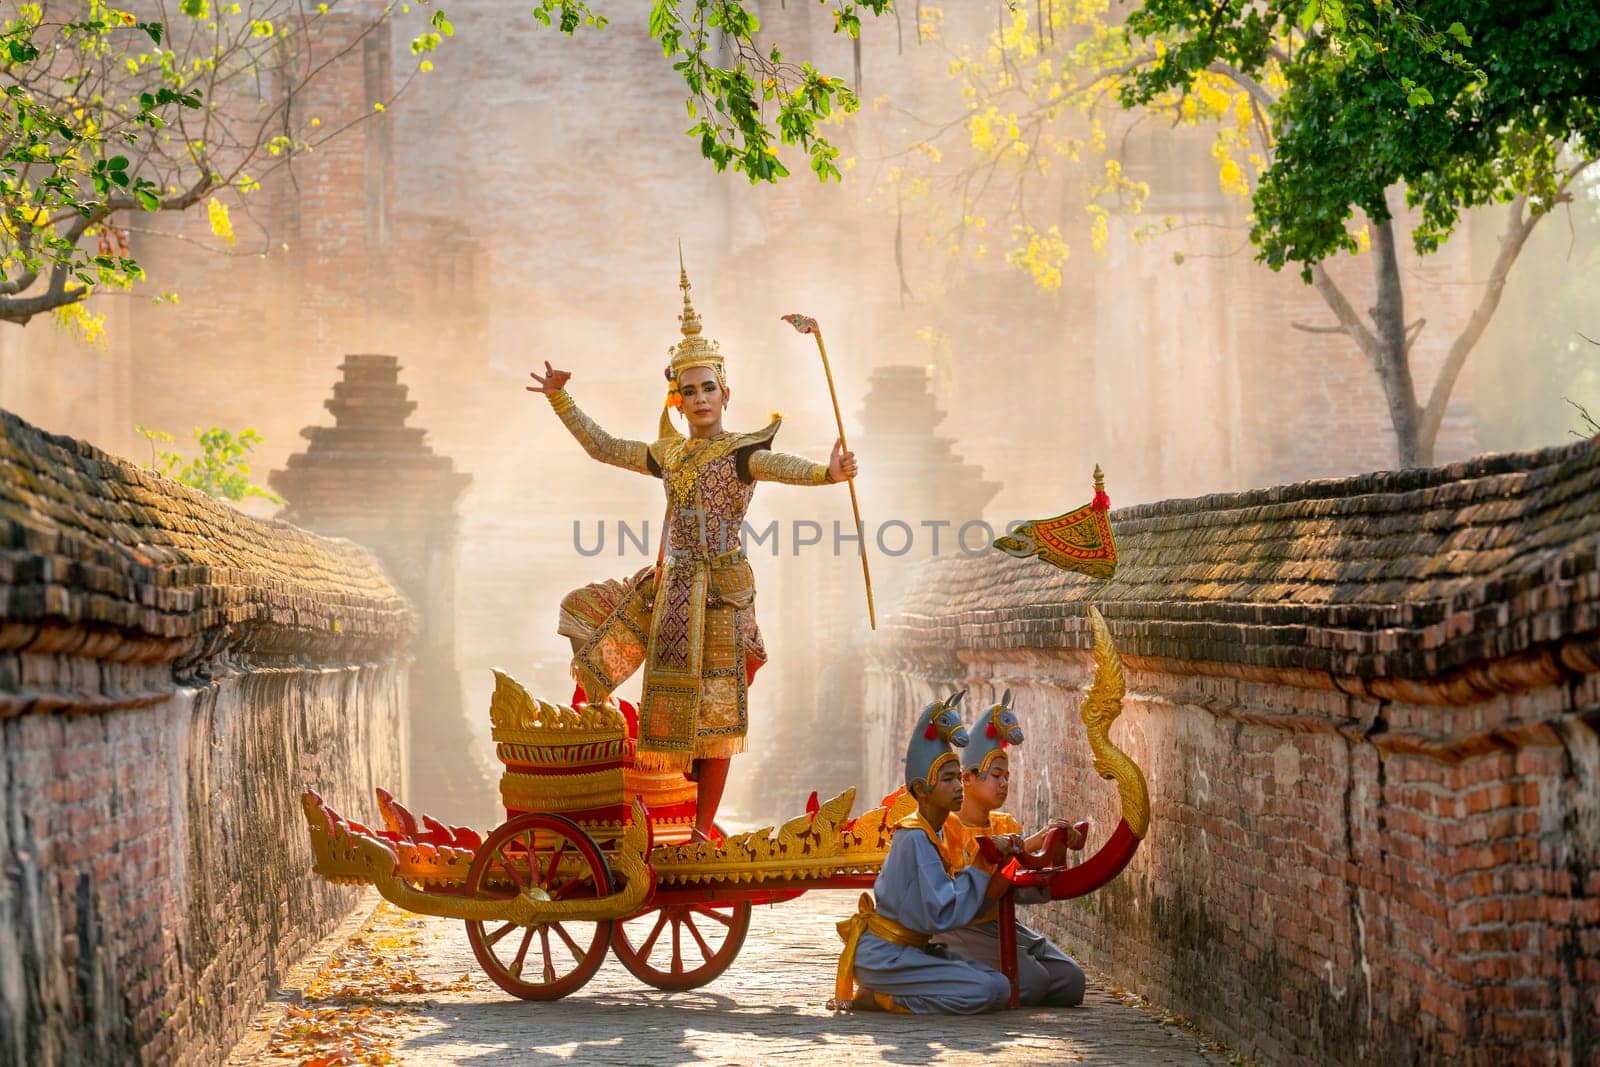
left=781, top=314, right=876, bottom=630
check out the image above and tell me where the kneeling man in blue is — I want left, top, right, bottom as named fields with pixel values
left=833, top=691, right=1018, bottom=1014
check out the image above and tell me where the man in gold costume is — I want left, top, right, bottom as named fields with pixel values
left=527, top=260, right=858, bottom=841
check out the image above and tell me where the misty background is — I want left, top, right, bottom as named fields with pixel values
left=2, top=1, right=1596, bottom=818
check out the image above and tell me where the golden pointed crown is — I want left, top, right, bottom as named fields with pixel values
left=658, top=245, right=729, bottom=439
left=668, top=245, right=725, bottom=385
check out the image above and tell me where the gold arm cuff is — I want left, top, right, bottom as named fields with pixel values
left=547, top=389, right=651, bottom=474
left=748, top=449, right=832, bottom=486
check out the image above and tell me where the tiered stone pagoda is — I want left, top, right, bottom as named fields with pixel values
left=852, top=364, right=1002, bottom=573
left=271, top=354, right=491, bottom=822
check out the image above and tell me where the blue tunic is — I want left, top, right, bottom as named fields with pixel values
left=851, top=821, right=1011, bottom=1014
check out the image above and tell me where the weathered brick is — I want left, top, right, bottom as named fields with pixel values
left=2, top=403, right=411, bottom=1063
left=870, top=453, right=1600, bottom=1066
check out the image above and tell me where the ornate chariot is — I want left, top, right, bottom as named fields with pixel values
left=301, top=478, right=1146, bottom=1004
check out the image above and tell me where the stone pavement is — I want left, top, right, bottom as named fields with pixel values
left=228, top=892, right=1236, bottom=1066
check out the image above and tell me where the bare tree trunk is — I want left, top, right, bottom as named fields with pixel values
left=1305, top=203, right=1424, bottom=468
left=1302, top=190, right=1575, bottom=468
left=1414, top=195, right=1536, bottom=463
left=1309, top=163, right=1596, bottom=468
left=1367, top=216, right=1424, bottom=466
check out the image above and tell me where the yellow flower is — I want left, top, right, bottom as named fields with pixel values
left=53, top=302, right=108, bottom=348
left=1005, top=225, right=1069, bottom=293
left=207, top=196, right=235, bottom=245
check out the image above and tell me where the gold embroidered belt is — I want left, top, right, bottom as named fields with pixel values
left=664, top=548, right=754, bottom=605
left=833, top=892, right=931, bottom=1003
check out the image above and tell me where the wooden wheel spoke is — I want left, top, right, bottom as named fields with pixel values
left=542, top=837, right=569, bottom=889
left=548, top=873, right=586, bottom=900
left=467, top=815, right=614, bottom=1000
left=611, top=900, right=750, bottom=991
left=682, top=911, right=715, bottom=962
left=550, top=921, right=583, bottom=958
left=509, top=926, right=535, bottom=979
left=539, top=926, right=556, bottom=984
left=638, top=910, right=671, bottom=958
left=497, top=845, right=527, bottom=890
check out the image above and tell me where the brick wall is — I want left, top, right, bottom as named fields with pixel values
left=871, top=435, right=1600, bottom=1065
left=0, top=410, right=414, bottom=1066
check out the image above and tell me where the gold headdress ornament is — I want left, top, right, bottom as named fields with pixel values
left=659, top=243, right=728, bottom=439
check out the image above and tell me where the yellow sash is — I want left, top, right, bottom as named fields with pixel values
left=834, top=892, right=931, bottom=1003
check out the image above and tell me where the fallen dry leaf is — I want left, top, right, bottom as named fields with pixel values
left=256, top=903, right=476, bottom=1066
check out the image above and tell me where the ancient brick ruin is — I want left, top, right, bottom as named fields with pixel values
left=271, top=354, right=493, bottom=824
left=872, top=435, right=1600, bottom=1065
left=0, top=410, right=412, bottom=1065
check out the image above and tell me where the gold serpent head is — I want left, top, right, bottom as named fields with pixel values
left=993, top=520, right=1038, bottom=559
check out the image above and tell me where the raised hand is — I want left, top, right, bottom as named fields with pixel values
left=990, top=833, right=1023, bottom=859
left=527, top=361, right=572, bottom=395
left=828, top=437, right=859, bottom=483
left=1042, top=818, right=1090, bottom=852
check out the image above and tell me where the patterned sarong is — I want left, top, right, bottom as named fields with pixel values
left=559, top=549, right=763, bottom=772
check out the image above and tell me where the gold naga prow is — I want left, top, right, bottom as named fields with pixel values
left=300, top=790, right=654, bottom=925
left=1083, top=604, right=1149, bottom=838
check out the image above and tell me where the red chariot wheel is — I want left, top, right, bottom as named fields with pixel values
left=463, top=812, right=614, bottom=1000
left=610, top=899, right=753, bottom=991
left=609, top=822, right=750, bottom=990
